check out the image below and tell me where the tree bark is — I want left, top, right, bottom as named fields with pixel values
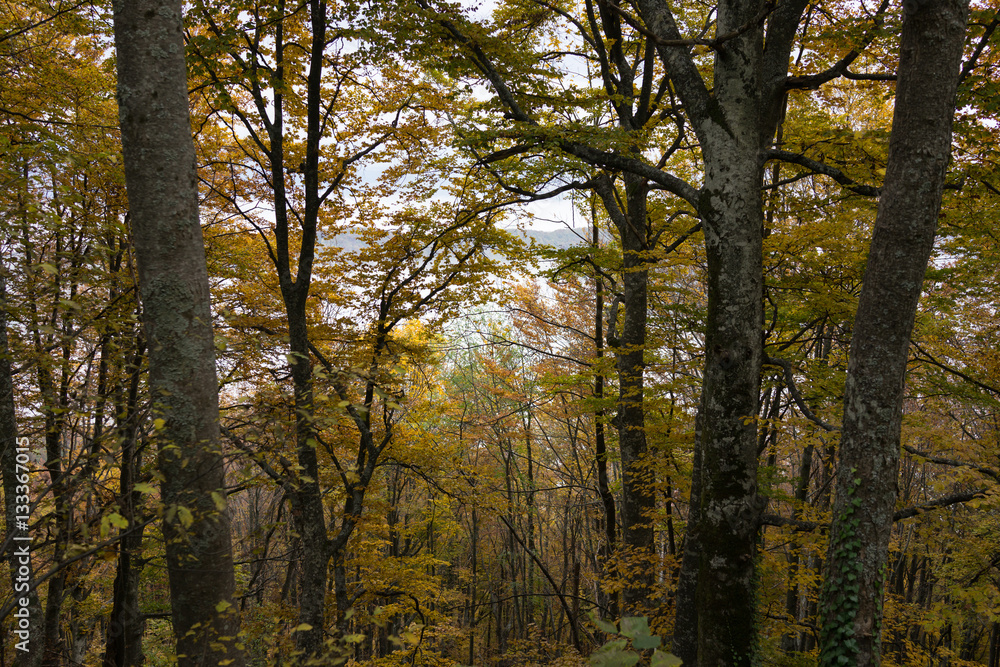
left=112, top=0, right=244, bottom=662
left=819, top=1, right=970, bottom=664
left=597, top=170, right=655, bottom=611
left=591, top=213, right=618, bottom=620
left=634, top=0, right=802, bottom=660
left=104, top=337, right=147, bottom=667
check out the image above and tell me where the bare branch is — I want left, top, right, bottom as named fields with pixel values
left=761, top=489, right=990, bottom=531
left=763, top=354, right=839, bottom=432
left=911, top=339, right=1000, bottom=396
left=785, top=0, right=892, bottom=90
left=893, top=489, right=987, bottom=521
left=764, top=149, right=880, bottom=197
left=902, top=445, right=1000, bottom=484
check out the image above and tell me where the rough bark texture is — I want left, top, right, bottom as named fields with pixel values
left=818, top=1, right=970, bottom=664
left=112, top=0, right=244, bottom=663
left=634, top=0, right=809, bottom=662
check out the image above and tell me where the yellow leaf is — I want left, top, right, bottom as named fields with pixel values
left=293, top=623, right=313, bottom=632
left=211, top=491, right=227, bottom=512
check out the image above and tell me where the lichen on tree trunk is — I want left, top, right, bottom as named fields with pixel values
left=819, top=1, right=971, bottom=664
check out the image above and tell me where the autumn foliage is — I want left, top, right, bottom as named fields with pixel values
left=2, top=0, right=1000, bottom=666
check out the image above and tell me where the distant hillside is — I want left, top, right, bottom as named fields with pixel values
left=322, top=227, right=590, bottom=253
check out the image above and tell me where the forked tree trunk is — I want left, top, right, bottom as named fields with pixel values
left=635, top=0, right=785, bottom=661
left=113, top=0, right=244, bottom=663
left=819, top=1, right=970, bottom=664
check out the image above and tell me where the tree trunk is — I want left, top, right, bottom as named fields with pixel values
left=819, top=1, right=970, bottom=664
left=616, top=173, right=655, bottom=612
left=112, top=0, right=244, bottom=662
left=104, top=337, right=147, bottom=667
left=594, top=170, right=656, bottom=614
left=632, top=0, right=812, bottom=660
left=592, top=214, right=618, bottom=621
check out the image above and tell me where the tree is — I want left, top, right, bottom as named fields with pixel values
left=186, top=0, right=528, bottom=655
left=400, top=0, right=809, bottom=660
left=2, top=0, right=998, bottom=662
left=819, top=0, right=971, bottom=663
left=112, top=0, right=244, bottom=663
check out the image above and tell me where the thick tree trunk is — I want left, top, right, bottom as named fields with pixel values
left=113, top=0, right=244, bottom=662
left=632, top=0, right=809, bottom=661
left=692, top=139, right=765, bottom=667
left=819, top=1, right=970, bottom=665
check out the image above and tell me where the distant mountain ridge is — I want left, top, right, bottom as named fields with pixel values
left=322, top=227, right=589, bottom=252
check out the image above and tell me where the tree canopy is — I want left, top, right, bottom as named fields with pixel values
left=1, top=0, right=1000, bottom=665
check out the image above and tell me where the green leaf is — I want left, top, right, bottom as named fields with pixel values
left=589, top=641, right=640, bottom=667
left=177, top=505, right=194, bottom=528
left=133, top=482, right=156, bottom=494
left=590, top=612, right=618, bottom=635
left=651, top=649, right=683, bottom=667
left=619, top=617, right=651, bottom=640
left=632, top=634, right=661, bottom=650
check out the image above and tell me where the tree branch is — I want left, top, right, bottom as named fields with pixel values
left=764, top=149, right=880, bottom=197
left=763, top=354, right=839, bottom=432
left=902, top=445, right=1000, bottom=484
left=761, top=489, right=990, bottom=531
left=784, top=0, right=892, bottom=91
left=910, top=339, right=1000, bottom=396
